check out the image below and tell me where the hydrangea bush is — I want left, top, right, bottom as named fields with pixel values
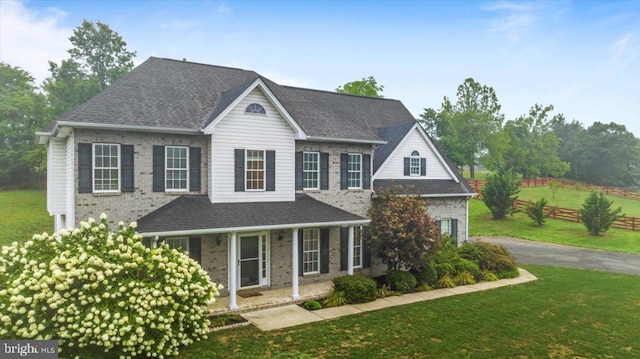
left=0, top=214, right=221, bottom=358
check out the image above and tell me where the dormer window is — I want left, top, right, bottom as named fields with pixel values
left=246, top=103, right=266, bottom=114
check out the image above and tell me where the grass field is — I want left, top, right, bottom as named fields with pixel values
left=179, top=265, right=640, bottom=358
left=0, top=189, right=52, bottom=247
left=518, top=185, right=640, bottom=217
left=468, top=199, right=640, bottom=254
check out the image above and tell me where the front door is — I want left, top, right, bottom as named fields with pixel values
left=238, top=233, right=269, bottom=289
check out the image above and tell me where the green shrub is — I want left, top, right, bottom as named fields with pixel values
left=0, top=214, right=220, bottom=358
left=415, top=283, right=433, bottom=292
left=377, top=284, right=396, bottom=298
left=332, top=275, right=377, bottom=304
left=385, top=270, right=417, bottom=293
left=481, top=270, right=498, bottom=281
left=303, top=300, right=322, bottom=311
left=411, top=262, right=438, bottom=287
left=525, top=198, right=556, bottom=225
left=453, top=270, right=476, bottom=285
left=465, top=241, right=518, bottom=276
left=452, top=258, right=481, bottom=279
left=481, top=168, right=521, bottom=219
left=579, top=191, right=624, bottom=235
left=323, top=290, right=346, bottom=308
left=435, top=274, right=456, bottom=288
left=496, top=268, right=520, bottom=279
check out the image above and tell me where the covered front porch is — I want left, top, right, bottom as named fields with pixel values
left=210, top=281, right=333, bottom=315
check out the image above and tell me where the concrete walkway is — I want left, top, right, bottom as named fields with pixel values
left=242, top=268, right=537, bottom=331
left=474, top=236, right=640, bottom=276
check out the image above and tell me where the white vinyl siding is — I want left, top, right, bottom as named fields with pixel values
left=210, top=88, right=295, bottom=203
left=165, top=146, right=189, bottom=191
left=376, top=126, right=453, bottom=180
left=47, top=138, right=66, bottom=215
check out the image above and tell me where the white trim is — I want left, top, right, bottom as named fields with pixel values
left=228, top=232, right=238, bottom=310
left=139, top=219, right=371, bottom=238
left=372, top=192, right=476, bottom=199
left=202, top=78, right=307, bottom=139
left=347, top=226, right=354, bottom=275
left=291, top=228, right=300, bottom=299
left=306, top=136, right=387, bottom=145
left=165, top=146, right=189, bottom=192
left=302, top=151, right=320, bottom=190
left=302, top=228, right=320, bottom=275
left=245, top=149, right=266, bottom=191
left=373, top=123, right=460, bottom=182
left=237, top=232, right=269, bottom=289
left=353, top=226, right=363, bottom=269
left=347, top=153, right=362, bottom=190
left=92, top=143, right=121, bottom=193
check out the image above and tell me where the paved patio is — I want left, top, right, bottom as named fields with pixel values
left=210, top=281, right=333, bottom=315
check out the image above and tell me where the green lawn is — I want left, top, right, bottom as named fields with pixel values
left=469, top=199, right=640, bottom=254
left=178, top=265, right=639, bottom=358
left=0, top=189, right=52, bottom=247
left=518, top=185, right=640, bottom=217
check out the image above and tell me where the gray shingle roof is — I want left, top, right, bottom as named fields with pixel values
left=373, top=179, right=476, bottom=196
left=136, top=194, right=368, bottom=235
left=373, top=122, right=416, bottom=172
left=47, top=57, right=417, bottom=142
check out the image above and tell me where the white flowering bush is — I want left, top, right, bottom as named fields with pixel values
left=0, top=214, right=221, bottom=358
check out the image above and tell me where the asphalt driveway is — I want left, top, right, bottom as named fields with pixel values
left=472, top=236, right=640, bottom=276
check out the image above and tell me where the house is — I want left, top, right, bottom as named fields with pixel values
left=37, top=57, right=476, bottom=310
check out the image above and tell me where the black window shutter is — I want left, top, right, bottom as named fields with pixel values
left=320, top=152, right=329, bottom=190
left=363, top=230, right=371, bottom=268
left=363, top=154, right=371, bottom=189
left=78, top=143, right=92, bottom=193
left=234, top=149, right=245, bottom=192
left=404, top=157, right=410, bottom=176
left=340, top=153, right=348, bottom=189
left=320, top=228, right=330, bottom=274
left=152, top=146, right=165, bottom=192
left=298, top=229, right=304, bottom=276
left=340, top=227, right=348, bottom=271
left=189, top=147, right=201, bottom=192
left=436, top=220, right=442, bottom=229
left=266, top=150, right=276, bottom=191
left=295, top=152, right=303, bottom=190
left=451, top=219, right=458, bottom=240
left=189, top=237, right=202, bottom=265
left=121, top=145, right=134, bottom=192
left=420, top=158, right=427, bottom=176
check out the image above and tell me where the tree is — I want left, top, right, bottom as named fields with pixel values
left=420, top=78, right=504, bottom=178
left=367, top=188, right=442, bottom=271
left=336, top=76, right=384, bottom=97
left=525, top=198, right=556, bottom=225
left=481, top=168, right=521, bottom=220
left=551, top=117, right=587, bottom=181
left=44, top=20, right=136, bottom=117
left=491, top=104, right=569, bottom=178
left=579, top=191, right=623, bottom=235
left=0, top=63, right=47, bottom=186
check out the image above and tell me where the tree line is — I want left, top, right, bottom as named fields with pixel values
left=1, top=20, right=135, bottom=187
left=2, top=20, right=638, bottom=189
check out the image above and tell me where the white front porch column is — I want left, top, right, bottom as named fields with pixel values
left=228, top=232, right=239, bottom=310
left=347, top=226, right=354, bottom=275
left=291, top=228, right=300, bottom=299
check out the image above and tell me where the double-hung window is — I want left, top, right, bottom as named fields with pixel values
left=166, top=146, right=188, bottom=191
left=439, top=218, right=452, bottom=236
left=303, top=152, right=319, bottom=190
left=246, top=149, right=265, bottom=191
left=410, top=151, right=421, bottom=176
left=165, top=237, right=189, bottom=253
left=347, top=153, right=362, bottom=189
left=353, top=226, right=363, bottom=268
left=303, top=228, right=320, bottom=274
left=93, top=143, right=120, bottom=192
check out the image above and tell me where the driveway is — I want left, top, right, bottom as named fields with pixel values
left=472, top=236, right=640, bottom=276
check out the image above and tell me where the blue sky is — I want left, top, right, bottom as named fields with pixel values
left=2, top=0, right=639, bottom=136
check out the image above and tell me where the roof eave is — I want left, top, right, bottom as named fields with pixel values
left=138, top=218, right=371, bottom=238
left=305, top=136, right=387, bottom=145
left=56, top=121, right=201, bottom=135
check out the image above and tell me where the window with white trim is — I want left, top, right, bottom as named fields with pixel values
left=165, top=237, right=189, bottom=253
left=246, top=149, right=265, bottom=191
left=246, top=103, right=266, bottom=114
left=93, top=143, right=120, bottom=192
left=353, top=226, right=363, bottom=268
left=439, top=218, right=452, bottom=236
left=303, top=228, right=320, bottom=274
left=166, top=146, right=188, bottom=191
left=303, top=152, right=319, bottom=189
left=347, top=153, right=362, bottom=189
left=410, top=150, right=421, bottom=176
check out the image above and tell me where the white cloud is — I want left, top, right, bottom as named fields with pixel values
left=0, top=0, right=72, bottom=86
left=613, top=33, right=639, bottom=67
left=482, top=1, right=568, bottom=42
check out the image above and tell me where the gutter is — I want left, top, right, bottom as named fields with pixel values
left=306, top=136, right=387, bottom=145
left=138, top=219, right=371, bottom=238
